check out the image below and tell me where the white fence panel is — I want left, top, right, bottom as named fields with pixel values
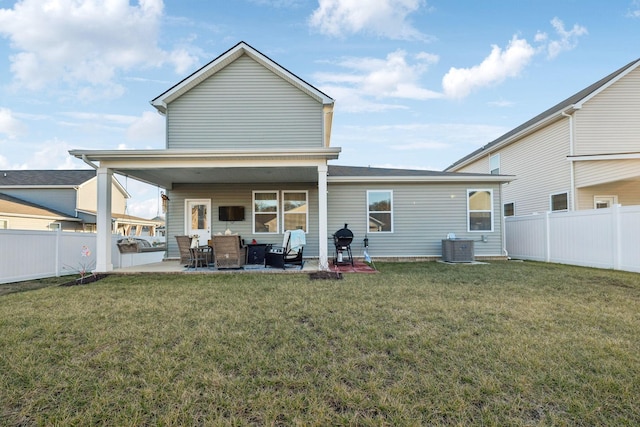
left=506, top=205, right=640, bottom=273
left=619, top=206, right=640, bottom=272
left=548, top=209, right=615, bottom=269
left=0, top=230, right=131, bottom=284
left=0, top=230, right=58, bottom=283
left=505, top=215, right=547, bottom=261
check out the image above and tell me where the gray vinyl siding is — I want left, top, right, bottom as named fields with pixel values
left=166, top=182, right=319, bottom=259
left=574, top=158, right=640, bottom=188
left=166, top=54, right=324, bottom=150
left=459, top=119, right=571, bottom=216
left=327, top=182, right=505, bottom=258
left=454, top=156, right=490, bottom=174
left=0, top=216, right=80, bottom=231
left=575, top=171, right=640, bottom=209
left=0, top=189, right=78, bottom=217
left=574, top=67, right=640, bottom=155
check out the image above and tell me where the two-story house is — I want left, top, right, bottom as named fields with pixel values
left=446, top=58, right=640, bottom=217
left=0, top=170, right=161, bottom=234
left=70, top=42, right=513, bottom=272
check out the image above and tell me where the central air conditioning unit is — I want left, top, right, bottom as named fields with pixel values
left=441, top=239, right=475, bottom=263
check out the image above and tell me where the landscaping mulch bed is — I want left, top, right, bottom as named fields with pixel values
left=59, top=274, right=109, bottom=287
left=309, top=271, right=343, bottom=280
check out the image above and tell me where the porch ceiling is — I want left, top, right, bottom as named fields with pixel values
left=68, top=148, right=340, bottom=189
left=114, top=166, right=320, bottom=188
left=576, top=176, right=640, bottom=189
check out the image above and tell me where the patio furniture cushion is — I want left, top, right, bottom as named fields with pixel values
left=212, top=235, right=246, bottom=269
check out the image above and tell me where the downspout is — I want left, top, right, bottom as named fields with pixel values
left=562, top=109, right=576, bottom=210
left=82, top=154, right=99, bottom=170
left=501, top=185, right=509, bottom=258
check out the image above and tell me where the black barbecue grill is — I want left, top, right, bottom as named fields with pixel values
left=333, top=224, right=354, bottom=266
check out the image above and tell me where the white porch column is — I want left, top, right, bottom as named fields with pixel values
left=95, top=167, right=113, bottom=273
left=317, top=164, right=329, bottom=270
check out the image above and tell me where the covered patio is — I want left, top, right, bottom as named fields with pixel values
left=70, top=148, right=341, bottom=274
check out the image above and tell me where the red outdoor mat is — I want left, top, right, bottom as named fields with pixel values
left=332, top=261, right=378, bottom=273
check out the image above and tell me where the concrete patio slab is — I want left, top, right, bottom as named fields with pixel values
left=113, top=259, right=319, bottom=274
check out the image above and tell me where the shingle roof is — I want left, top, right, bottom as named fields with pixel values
left=0, top=192, right=79, bottom=220
left=151, top=41, right=334, bottom=113
left=446, top=57, right=640, bottom=171
left=328, top=164, right=495, bottom=178
left=0, top=170, right=96, bottom=186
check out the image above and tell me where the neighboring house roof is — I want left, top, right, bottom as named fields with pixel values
left=76, top=209, right=165, bottom=227
left=0, top=193, right=81, bottom=221
left=445, top=57, right=640, bottom=171
left=328, top=165, right=513, bottom=183
left=150, top=41, right=334, bottom=114
left=0, top=170, right=96, bottom=187
left=0, top=169, right=130, bottom=198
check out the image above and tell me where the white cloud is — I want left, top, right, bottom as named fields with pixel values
left=15, top=138, right=78, bottom=170
left=627, top=0, right=640, bottom=18
left=0, top=154, right=10, bottom=169
left=125, top=196, right=162, bottom=219
left=309, top=0, right=429, bottom=40
left=126, top=111, right=165, bottom=143
left=442, top=36, right=535, bottom=99
left=0, top=0, right=198, bottom=95
left=0, top=108, right=28, bottom=139
left=488, top=99, right=515, bottom=108
left=391, top=141, right=449, bottom=150
left=544, top=17, right=588, bottom=59
left=56, top=110, right=164, bottom=146
left=337, top=122, right=506, bottom=148
left=319, top=85, right=409, bottom=113
left=250, top=0, right=306, bottom=7
left=315, top=49, right=441, bottom=112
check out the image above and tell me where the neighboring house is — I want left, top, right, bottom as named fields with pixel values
left=0, top=192, right=82, bottom=231
left=69, top=41, right=513, bottom=272
left=446, top=58, right=640, bottom=217
left=0, top=170, right=162, bottom=234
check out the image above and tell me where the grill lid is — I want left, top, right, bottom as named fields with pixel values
left=333, top=223, right=354, bottom=247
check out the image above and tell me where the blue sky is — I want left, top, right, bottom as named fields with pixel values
left=0, top=0, right=639, bottom=218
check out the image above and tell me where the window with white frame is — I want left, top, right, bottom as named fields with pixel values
left=367, top=190, right=393, bottom=232
left=551, top=192, right=568, bottom=211
left=0, top=219, right=7, bottom=229
left=467, top=189, right=493, bottom=231
left=282, top=191, right=308, bottom=232
left=253, top=191, right=279, bottom=233
left=503, top=202, right=515, bottom=217
left=490, top=153, right=500, bottom=175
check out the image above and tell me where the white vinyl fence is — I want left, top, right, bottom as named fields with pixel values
left=0, top=230, right=166, bottom=284
left=505, top=204, right=640, bottom=273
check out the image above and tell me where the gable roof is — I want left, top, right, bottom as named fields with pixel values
left=151, top=41, right=334, bottom=114
left=445, top=57, right=640, bottom=171
left=0, top=169, right=130, bottom=198
left=328, top=165, right=513, bottom=183
left=0, top=170, right=97, bottom=187
left=0, top=192, right=81, bottom=221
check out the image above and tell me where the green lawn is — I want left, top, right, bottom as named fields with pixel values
left=1, top=261, right=639, bottom=425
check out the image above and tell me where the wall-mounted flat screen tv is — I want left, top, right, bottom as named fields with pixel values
left=219, top=206, right=245, bottom=221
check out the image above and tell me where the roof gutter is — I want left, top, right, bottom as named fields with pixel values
left=81, top=154, right=99, bottom=170
left=328, top=175, right=515, bottom=184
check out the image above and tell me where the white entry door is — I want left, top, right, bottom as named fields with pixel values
left=185, top=199, right=211, bottom=246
